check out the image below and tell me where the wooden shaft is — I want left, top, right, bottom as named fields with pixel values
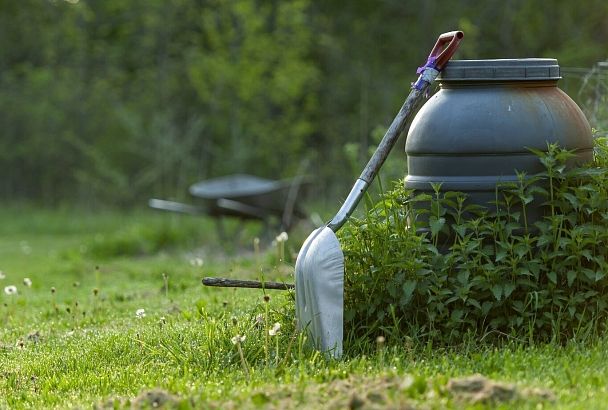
left=328, top=86, right=428, bottom=233
left=202, top=277, right=294, bottom=290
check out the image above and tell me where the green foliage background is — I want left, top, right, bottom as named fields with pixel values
left=1, top=0, right=607, bottom=205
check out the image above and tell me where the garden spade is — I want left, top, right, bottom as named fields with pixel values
left=295, top=31, right=464, bottom=358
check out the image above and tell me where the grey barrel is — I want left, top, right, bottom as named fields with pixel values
left=405, top=58, right=593, bottom=211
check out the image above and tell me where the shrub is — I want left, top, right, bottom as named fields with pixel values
left=341, top=139, right=608, bottom=346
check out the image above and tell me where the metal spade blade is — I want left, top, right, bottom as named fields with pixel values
left=295, top=226, right=344, bottom=357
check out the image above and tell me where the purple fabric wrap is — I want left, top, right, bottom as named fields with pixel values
left=412, top=56, right=438, bottom=91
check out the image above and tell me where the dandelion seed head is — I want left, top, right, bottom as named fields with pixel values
left=23, top=278, right=32, bottom=287
left=276, top=232, right=288, bottom=243
left=135, top=308, right=146, bottom=318
left=255, top=314, right=264, bottom=325
left=4, top=285, right=17, bottom=295
left=269, top=322, right=281, bottom=336
left=263, top=295, right=270, bottom=303
left=51, top=287, right=56, bottom=294
left=376, top=335, right=386, bottom=345
left=231, top=335, right=246, bottom=345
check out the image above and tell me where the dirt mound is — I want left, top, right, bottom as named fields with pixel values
left=447, top=374, right=555, bottom=405
left=94, top=388, right=182, bottom=409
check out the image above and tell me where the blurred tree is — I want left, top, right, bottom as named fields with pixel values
left=186, top=0, right=319, bottom=178
left=0, top=0, right=606, bottom=206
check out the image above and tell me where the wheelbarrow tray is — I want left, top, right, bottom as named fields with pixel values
left=189, top=174, right=295, bottom=216
left=150, top=174, right=307, bottom=224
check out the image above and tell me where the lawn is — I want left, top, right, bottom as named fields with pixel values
left=0, top=207, right=606, bottom=409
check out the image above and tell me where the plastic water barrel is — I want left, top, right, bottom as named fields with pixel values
left=405, top=58, right=593, bottom=215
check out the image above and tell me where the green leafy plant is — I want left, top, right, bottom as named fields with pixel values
left=341, top=140, right=608, bottom=346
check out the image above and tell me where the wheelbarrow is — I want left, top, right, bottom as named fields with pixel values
left=149, top=173, right=309, bottom=237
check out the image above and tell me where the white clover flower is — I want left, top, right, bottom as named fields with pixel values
left=269, top=322, right=281, bottom=336
left=231, top=335, right=246, bottom=345
left=4, top=285, right=17, bottom=295
left=189, top=257, right=204, bottom=267
left=135, top=308, right=146, bottom=318
left=23, top=278, right=32, bottom=287
left=0, top=271, right=5, bottom=280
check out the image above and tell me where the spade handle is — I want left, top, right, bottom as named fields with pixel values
left=327, top=31, right=463, bottom=232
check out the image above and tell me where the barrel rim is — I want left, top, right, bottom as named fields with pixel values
left=438, top=58, right=561, bottom=82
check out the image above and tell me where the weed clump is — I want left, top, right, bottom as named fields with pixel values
left=341, top=140, right=608, bottom=346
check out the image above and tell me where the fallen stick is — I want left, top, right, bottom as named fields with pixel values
left=202, top=277, right=294, bottom=290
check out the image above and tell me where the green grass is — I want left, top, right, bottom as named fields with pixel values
left=0, top=208, right=607, bottom=409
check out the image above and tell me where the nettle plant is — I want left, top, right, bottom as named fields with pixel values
left=340, top=139, right=608, bottom=346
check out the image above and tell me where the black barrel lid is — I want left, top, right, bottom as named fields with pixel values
left=438, top=58, right=560, bottom=81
